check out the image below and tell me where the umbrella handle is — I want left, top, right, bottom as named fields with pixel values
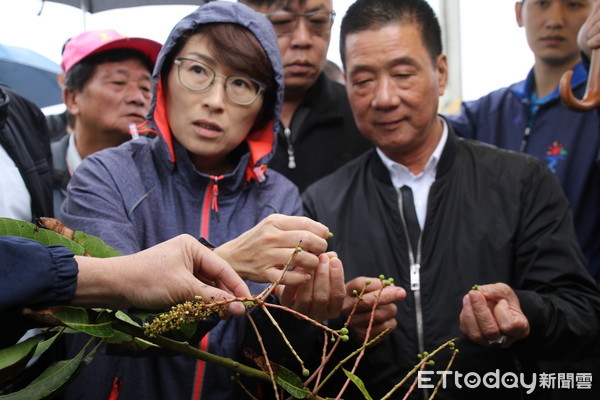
left=559, top=48, right=600, bottom=111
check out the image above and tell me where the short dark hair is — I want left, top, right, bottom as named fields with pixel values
left=162, top=23, right=277, bottom=129
left=340, top=0, right=442, bottom=67
left=64, top=48, right=154, bottom=92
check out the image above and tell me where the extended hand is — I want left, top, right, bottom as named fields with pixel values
left=214, top=214, right=330, bottom=285
left=278, top=252, right=346, bottom=322
left=459, top=283, right=530, bottom=348
left=342, top=276, right=406, bottom=344
left=74, top=234, right=250, bottom=315
left=578, top=0, right=600, bottom=58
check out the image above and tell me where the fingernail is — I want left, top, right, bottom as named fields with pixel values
left=330, top=257, right=340, bottom=269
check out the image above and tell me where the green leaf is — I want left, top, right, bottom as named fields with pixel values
left=275, top=364, right=310, bottom=399
left=0, top=218, right=84, bottom=256
left=98, top=312, right=134, bottom=344
left=54, top=307, right=115, bottom=338
left=343, top=368, right=373, bottom=400
left=0, top=336, right=41, bottom=370
left=115, top=311, right=141, bottom=327
left=32, top=330, right=63, bottom=359
left=170, top=322, right=199, bottom=342
left=0, top=338, right=97, bottom=400
left=72, top=230, right=121, bottom=258
left=0, top=336, right=44, bottom=383
left=0, top=217, right=121, bottom=258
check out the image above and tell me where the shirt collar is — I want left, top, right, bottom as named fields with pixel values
left=512, top=61, right=588, bottom=101
left=376, top=118, right=448, bottom=187
left=66, top=133, right=83, bottom=176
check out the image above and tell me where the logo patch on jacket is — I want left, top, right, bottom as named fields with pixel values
left=546, top=141, right=567, bottom=173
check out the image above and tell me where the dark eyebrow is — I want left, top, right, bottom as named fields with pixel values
left=280, top=4, right=327, bottom=13
left=349, top=56, right=418, bottom=76
left=183, top=52, right=215, bottom=66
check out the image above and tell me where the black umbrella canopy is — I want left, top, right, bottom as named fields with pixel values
left=0, top=43, right=62, bottom=109
left=43, top=0, right=207, bottom=13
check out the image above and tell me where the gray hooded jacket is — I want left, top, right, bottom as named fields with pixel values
left=61, top=2, right=306, bottom=399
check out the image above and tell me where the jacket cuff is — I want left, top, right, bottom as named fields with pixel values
left=46, top=245, right=79, bottom=307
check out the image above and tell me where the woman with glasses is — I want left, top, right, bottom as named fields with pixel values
left=59, top=2, right=345, bottom=400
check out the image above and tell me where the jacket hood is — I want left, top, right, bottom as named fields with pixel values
left=147, top=1, right=284, bottom=182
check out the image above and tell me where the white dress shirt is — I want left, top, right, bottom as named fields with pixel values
left=376, top=119, right=448, bottom=229
left=0, top=144, right=31, bottom=221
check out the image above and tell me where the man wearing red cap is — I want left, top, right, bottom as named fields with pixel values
left=51, top=29, right=161, bottom=217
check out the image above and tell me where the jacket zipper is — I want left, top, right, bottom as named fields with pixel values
left=519, top=126, right=531, bottom=152
left=398, top=189, right=429, bottom=400
left=192, top=178, right=221, bottom=400
left=283, top=127, right=296, bottom=169
left=397, top=189, right=425, bottom=356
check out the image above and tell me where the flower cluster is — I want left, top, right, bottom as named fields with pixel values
left=144, top=296, right=227, bottom=336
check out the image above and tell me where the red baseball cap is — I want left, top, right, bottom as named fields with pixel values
left=61, top=29, right=162, bottom=73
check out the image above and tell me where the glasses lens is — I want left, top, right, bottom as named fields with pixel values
left=178, top=59, right=213, bottom=91
left=307, top=11, right=333, bottom=35
left=267, top=12, right=296, bottom=35
left=226, top=76, right=262, bottom=105
left=267, top=11, right=333, bottom=36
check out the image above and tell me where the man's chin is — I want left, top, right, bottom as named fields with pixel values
left=284, top=74, right=319, bottom=92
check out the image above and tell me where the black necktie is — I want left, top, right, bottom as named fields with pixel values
left=400, top=185, right=421, bottom=255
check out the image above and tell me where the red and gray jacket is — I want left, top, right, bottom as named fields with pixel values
left=59, top=2, right=307, bottom=400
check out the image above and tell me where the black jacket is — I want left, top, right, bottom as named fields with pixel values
left=303, top=122, right=600, bottom=400
left=268, top=73, right=372, bottom=192
left=0, top=84, right=53, bottom=220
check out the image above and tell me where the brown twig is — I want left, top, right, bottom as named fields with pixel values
left=258, top=240, right=303, bottom=301
left=246, top=311, right=281, bottom=400
left=380, top=338, right=458, bottom=400
left=336, top=279, right=386, bottom=400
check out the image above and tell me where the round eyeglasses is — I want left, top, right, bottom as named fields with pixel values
left=264, top=10, right=336, bottom=37
left=174, top=57, right=266, bottom=106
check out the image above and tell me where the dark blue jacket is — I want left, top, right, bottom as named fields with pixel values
left=446, top=62, right=600, bottom=282
left=0, top=236, right=77, bottom=347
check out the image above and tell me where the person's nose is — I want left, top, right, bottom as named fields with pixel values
left=201, top=77, right=227, bottom=110
left=545, top=2, right=566, bottom=29
left=371, top=76, right=400, bottom=110
left=124, top=83, right=150, bottom=107
left=289, top=17, right=312, bottom=48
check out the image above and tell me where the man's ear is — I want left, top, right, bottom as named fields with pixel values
left=515, top=1, right=524, bottom=28
left=63, top=87, right=79, bottom=116
left=436, top=54, right=448, bottom=97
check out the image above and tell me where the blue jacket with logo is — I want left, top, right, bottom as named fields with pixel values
left=446, top=62, right=600, bottom=283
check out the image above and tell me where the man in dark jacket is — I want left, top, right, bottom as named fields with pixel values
left=302, top=0, right=600, bottom=399
left=0, top=83, right=53, bottom=221
left=241, top=0, right=371, bottom=192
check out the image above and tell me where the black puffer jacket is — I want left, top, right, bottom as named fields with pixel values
left=303, top=121, right=600, bottom=400
left=0, top=84, right=53, bottom=220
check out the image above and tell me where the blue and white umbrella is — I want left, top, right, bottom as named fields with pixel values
left=0, top=43, right=62, bottom=109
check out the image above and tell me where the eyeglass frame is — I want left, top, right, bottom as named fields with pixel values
left=263, top=9, right=336, bottom=37
left=173, top=57, right=267, bottom=106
